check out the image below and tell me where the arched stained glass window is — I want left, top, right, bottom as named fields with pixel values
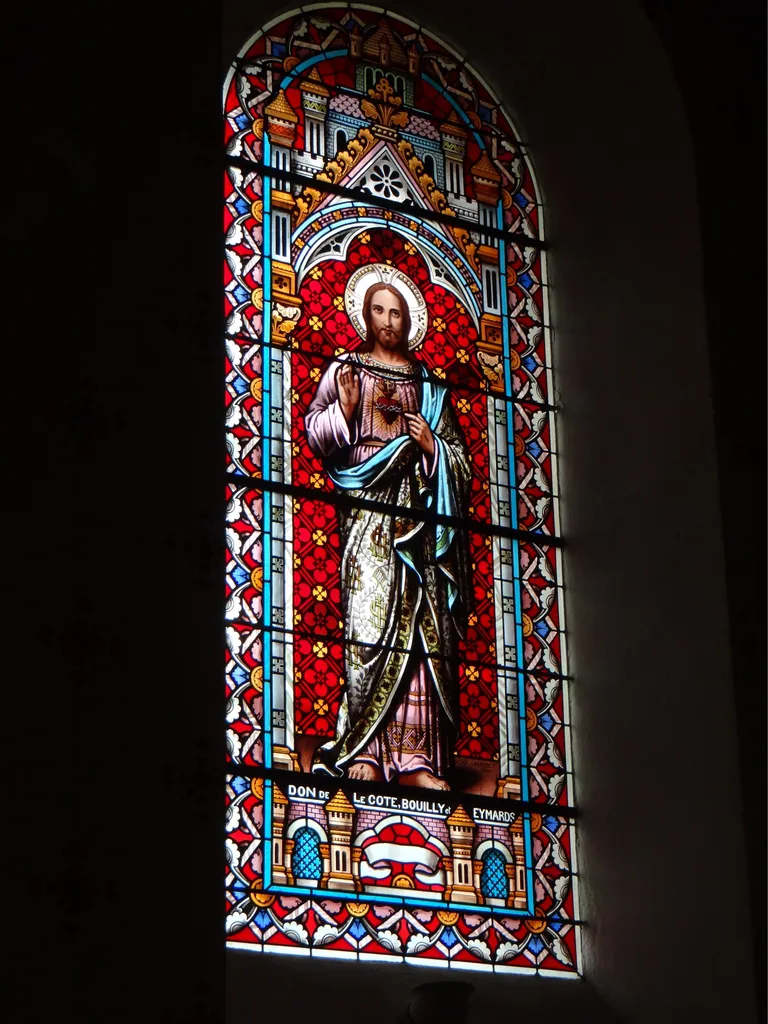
left=224, top=5, right=579, bottom=976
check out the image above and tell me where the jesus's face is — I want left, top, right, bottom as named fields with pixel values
left=368, top=288, right=405, bottom=352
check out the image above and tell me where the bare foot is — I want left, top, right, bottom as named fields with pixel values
left=347, top=762, right=383, bottom=782
left=400, top=770, right=450, bottom=791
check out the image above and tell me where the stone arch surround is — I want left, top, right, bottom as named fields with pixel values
left=224, top=2, right=757, bottom=1022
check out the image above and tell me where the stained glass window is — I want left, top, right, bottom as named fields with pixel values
left=225, top=5, right=579, bottom=975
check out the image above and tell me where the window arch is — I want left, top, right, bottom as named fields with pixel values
left=224, top=5, right=577, bottom=976
left=480, top=847, right=508, bottom=901
left=291, top=826, right=323, bottom=883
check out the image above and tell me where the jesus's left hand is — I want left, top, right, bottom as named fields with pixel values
left=404, top=413, right=435, bottom=459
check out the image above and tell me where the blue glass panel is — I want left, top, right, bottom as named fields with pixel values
left=292, top=827, right=322, bottom=881
left=480, top=848, right=507, bottom=900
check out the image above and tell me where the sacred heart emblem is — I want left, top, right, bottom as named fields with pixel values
left=375, top=392, right=402, bottom=425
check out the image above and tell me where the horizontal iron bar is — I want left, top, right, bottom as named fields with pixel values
left=226, top=332, right=559, bottom=409
left=225, top=154, right=547, bottom=251
left=226, top=764, right=579, bottom=819
left=225, top=618, right=570, bottom=681
left=225, top=472, right=564, bottom=547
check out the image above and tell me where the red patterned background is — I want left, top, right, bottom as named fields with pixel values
left=290, top=228, right=499, bottom=760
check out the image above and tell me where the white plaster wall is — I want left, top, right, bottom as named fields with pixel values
left=224, top=3, right=756, bottom=1021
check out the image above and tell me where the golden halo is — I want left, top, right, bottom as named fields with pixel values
left=344, top=263, right=428, bottom=350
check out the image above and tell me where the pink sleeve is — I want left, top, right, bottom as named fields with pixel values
left=305, top=361, right=357, bottom=457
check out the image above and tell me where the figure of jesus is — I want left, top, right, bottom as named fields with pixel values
left=305, top=278, right=471, bottom=790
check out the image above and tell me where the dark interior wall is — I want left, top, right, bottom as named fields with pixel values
left=639, top=4, right=766, bottom=1007
left=223, top=2, right=763, bottom=1021
left=14, top=0, right=763, bottom=1021
left=14, top=3, right=225, bottom=1021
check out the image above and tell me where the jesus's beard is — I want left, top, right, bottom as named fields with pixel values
left=374, top=328, right=403, bottom=351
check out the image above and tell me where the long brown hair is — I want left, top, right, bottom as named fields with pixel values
left=359, top=283, right=411, bottom=353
